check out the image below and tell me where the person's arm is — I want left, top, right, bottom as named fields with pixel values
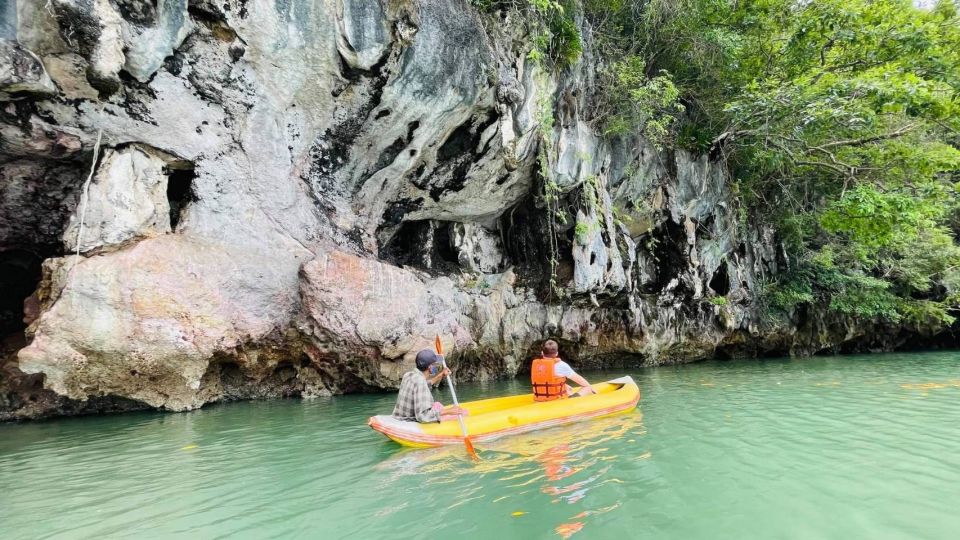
left=566, top=372, right=595, bottom=395
left=426, top=366, right=450, bottom=387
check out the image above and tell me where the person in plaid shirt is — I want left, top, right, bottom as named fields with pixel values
left=392, top=349, right=469, bottom=423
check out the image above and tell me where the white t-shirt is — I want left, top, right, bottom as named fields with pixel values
left=552, top=360, right=575, bottom=378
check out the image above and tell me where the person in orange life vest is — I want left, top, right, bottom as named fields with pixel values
left=531, top=340, right=595, bottom=400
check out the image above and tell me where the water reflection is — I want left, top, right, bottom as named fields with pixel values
left=374, top=412, right=645, bottom=538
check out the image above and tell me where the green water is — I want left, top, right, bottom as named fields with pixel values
left=2, top=352, right=960, bottom=539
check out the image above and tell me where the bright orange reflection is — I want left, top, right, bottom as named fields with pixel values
left=539, top=444, right=576, bottom=481
left=555, top=521, right=584, bottom=539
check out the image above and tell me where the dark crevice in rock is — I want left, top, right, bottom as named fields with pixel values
left=371, top=137, right=407, bottom=173
left=1, top=351, right=152, bottom=422
left=118, top=72, right=159, bottom=125
left=501, top=197, right=548, bottom=269
left=890, top=326, right=960, bottom=352
left=438, top=120, right=478, bottom=162
left=499, top=196, right=573, bottom=295
left=438, top=111, right=498, bottom=163
left=413, top=162, right=427, bottom=179
left=187, top=2, right=226, bottom=24
left=165, top=164, right=197, bottom=231
left=162, top=52, right=184, bottom=76
left=406, top=120, right=420, bottom=141
left=366, top=120, right=420, bottom=176
left=0, top=250, right=42, bottom=336
left=433, top=222, right=458, bottom=265
left=1, top=100, right=38, bottom=133
left=709, top=264, right=730, bottom=295
left=197, top=346, right=319, bottom=403
left=429, top=160, right=470, bottom=201
left=380, top=220, right=460, bottom=273
left=642, top=219, right=688, bottom=294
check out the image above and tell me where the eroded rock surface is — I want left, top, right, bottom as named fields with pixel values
left=1, top=0, right=945, bottom=420
left=0, top=39, right=56, bottom=100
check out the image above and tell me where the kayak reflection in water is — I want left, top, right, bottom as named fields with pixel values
left=392, top=349, right=469, bottom=423
left=539, top=443, right=577, bottom=481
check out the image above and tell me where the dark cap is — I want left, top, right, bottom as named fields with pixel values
left=415, top=349, right=440, bottom=371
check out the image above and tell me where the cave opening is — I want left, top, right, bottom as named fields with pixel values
left=709, top=264, right=730, bottom=296
left=380, top=220, right=431, bottom=268
left=433, top=222, right=458, bottom=265
left=380, top=220, right=460, bottom=272
left=499, top=196, right=574, bottom=295
left=166, top=165, right=196, bottom=231
left=0, top=249, right=42, bottom=337
left=642, top=219, right=689, bottom=294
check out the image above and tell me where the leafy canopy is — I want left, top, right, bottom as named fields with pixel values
left=477, top=0, right=960, bottom=329
left=594, top=0, right=960, bottom=328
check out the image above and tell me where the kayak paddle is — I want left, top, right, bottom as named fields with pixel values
left=435, top=335, right=479, bottom=460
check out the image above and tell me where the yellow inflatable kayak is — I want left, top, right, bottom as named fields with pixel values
left=368, top=376, right=640, bottom=447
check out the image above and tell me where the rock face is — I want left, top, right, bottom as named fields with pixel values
left=62, top=144, right=187, bottom=253
left=0, top=0, right=945, bottom=420
left=0, top=39, right=57, bottom=100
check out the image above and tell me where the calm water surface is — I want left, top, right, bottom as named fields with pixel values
left=2, top=352, right=960, bottom=539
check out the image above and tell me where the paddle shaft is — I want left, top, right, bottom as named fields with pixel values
left=439, top=356, right=470, bottom=437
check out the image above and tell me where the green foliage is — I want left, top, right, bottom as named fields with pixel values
left=899, top=299, right=956, bottom=328
left=481, top=0, right=582, bottom=69
left=612, top=205, right=633, bottom=225
left=624, top=0, right=960, bottom=326
left=709, top=296, right=728, bottom=306
left=574, top=221, right=592, bottom=243
left=601, top=56, right=684, bottom=147
left=478, top=0, right=960, bottom=326
left=581, top=174, right=601, bottom=213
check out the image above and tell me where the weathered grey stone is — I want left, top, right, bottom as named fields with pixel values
left=62, top=145, right=177, bottom=253
left=48, top=0, right=126, bottom=95
left=451, top=223, right=503, bottom=273
left=0, top=40, right=56, bottom=100
left=336, top=0, right=390, bottom=71
left=120, top=0, right=192, bottom=82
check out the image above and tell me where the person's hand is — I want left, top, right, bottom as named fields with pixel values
left=440, top=367, right=451, bottom=378
left=432, top=401, right=444, bottom=414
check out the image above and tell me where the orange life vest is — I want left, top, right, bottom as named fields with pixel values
left=531, top=357, right=567, bottom=402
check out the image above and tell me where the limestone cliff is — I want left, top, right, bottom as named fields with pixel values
left=0, top=0, right=937, bottom=420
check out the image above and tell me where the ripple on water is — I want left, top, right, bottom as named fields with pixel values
left=2, top=352, right=960, bottom=539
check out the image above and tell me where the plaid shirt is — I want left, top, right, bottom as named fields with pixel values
left=392, top=370, right=441, bottom=423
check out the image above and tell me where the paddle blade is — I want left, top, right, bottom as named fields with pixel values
left=464, top=437, right=480, bottom=460
left=435, top=335, right=443, bottom=356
